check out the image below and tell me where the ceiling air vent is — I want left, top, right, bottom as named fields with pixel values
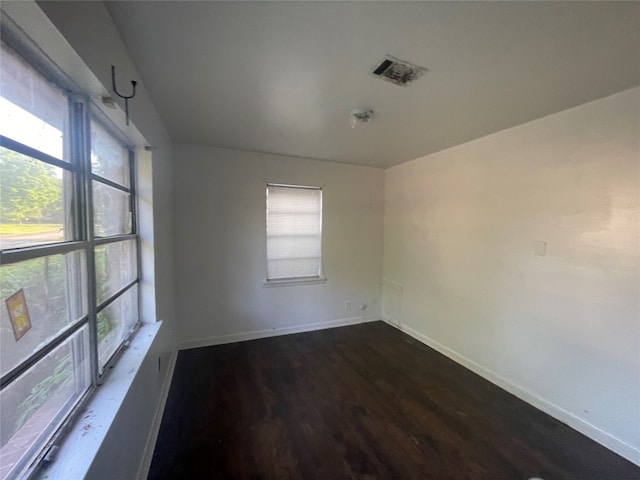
left=372, top=55, right=426, bottom=87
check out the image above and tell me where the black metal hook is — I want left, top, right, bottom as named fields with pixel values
left=111, top=65, right=137, bottom=125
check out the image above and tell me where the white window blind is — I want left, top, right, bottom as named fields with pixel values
left=266, top=184, right=322, bottom=281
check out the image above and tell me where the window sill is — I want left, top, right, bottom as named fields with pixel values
left=263, top=276, right=327, bottom=288
left=35, top=321, right=161, bottom=480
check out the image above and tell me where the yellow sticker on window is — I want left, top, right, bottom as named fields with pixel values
left=6, top=289, right=32, bottom=341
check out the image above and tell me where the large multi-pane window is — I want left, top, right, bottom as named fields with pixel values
left=0, top=42, right=139, bottom=479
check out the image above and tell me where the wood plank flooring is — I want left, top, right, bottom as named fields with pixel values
left=148, top=321, right=639, bottom=479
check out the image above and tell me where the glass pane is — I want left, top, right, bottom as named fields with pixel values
left=0, top=251, right=86, bottom=378
left=0, top=147, right=72, bottom=250
left=93, top=181, right=131, bottom=237
left=0, top=326, right=90, bottom=480
left=267, top=258, right=321, bottom=279
left=97, top=285, right=138, bottom=371
left=95, top=239, right=137, bottom=305
left=90, top=120, right=129, bottom=187
left=0, top=43, right=68, bottom=161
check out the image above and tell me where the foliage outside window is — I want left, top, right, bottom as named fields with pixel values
left=0, top=42, right=140, bottom=480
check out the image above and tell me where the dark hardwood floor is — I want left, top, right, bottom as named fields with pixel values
left=148, top=322, right=639, bottom=479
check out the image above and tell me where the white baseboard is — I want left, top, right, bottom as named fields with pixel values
left=383, top=319, right=640, bottom=466
left=381, top=314, right=399, bottom=327
left=179, top=315, right=379, bottom=351
left=136, top=348, right=179, bottom=480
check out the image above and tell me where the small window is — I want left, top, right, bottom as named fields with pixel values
left=266, top=184, right=323, bottom=284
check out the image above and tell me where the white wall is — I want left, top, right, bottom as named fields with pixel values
left=173, top=145, right=384, bottom=346
left=383, top=87, right=640, bottom=463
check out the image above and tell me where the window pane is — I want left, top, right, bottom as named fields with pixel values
left=0, top=147, right=72, bottom=250
left=0, top=251, right=86, bottom=378
left=266, top=186, right=322, bottom=280
left=93, top=181, right=131, bottom=237
left=95, top=239, right=137, bottom=306
left=97, top=285, right=138, bottom=371
left=0, top=43, right=68, bottom=160
left=0, top=326, right=90, bottom=480
left=267, top=257, right=321, bottom=279
left=90, top=120, right=129, bottom=187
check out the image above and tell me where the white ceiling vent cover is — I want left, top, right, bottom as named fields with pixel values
left=372, top=55, right=426, bottom=86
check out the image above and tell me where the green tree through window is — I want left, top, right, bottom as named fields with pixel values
left=0, top=149, right=62, bottom=225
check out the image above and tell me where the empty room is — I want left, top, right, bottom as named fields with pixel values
left=0, top=1, right=638, bottom=479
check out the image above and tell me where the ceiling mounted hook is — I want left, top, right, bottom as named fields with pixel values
left=111, top=65, right=137, bottom=125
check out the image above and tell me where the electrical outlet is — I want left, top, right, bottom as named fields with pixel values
left=345, top=301, right=351, bottom=309
left=360, top=303, right=367, bottom=311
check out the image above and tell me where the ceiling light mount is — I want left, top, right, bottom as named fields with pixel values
left=350, top=108, right=374, bottom=128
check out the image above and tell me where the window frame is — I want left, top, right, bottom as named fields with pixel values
left=264, top=183, right=326, bottom=287
left=0, top=40, right=141, bottom=480
left=89, top=115, right=141, bottom=376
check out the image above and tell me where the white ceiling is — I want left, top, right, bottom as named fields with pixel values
left=106, top=1, right=640, bottom=169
